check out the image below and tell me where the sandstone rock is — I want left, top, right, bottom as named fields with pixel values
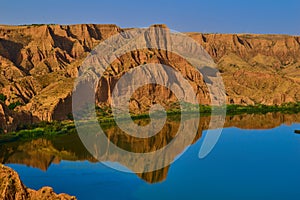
left=0, top=101, right=34, bottom=133
left=0, top=164, right=76, bottom=200
left=0, top=24, right=299, bottom=132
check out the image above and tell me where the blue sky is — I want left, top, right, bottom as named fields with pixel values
left=0, top=0, right=299, bottom=35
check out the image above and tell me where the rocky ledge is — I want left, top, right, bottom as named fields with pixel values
left=0, top=164, right=76, bottom=200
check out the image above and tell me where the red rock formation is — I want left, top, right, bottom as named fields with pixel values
left=0, top=101, right=33, bottom=133
left=0, top=164, right=76, bottom=200
left=0, top=24, right=299, bottom=132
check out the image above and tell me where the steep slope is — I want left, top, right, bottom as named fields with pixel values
left=189, top=33, right=300, bottom=104
left=0, top=24, right=120, bottom=122
left=0, top=101, right=33, bottom=133
left=0, top=24, right=299, bottom=131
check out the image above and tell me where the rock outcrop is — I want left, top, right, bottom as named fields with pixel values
left=0, top=101, right=33, bottom=133
left=0, top=24, right=121, bottom=123
left=189, top=33, right=300, bottom=105
left=0, top=164, right=76, bottom=200
left=0, top=24, right=300, bottom=132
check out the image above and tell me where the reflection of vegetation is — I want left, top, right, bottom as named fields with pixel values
left=2, top=112, right=300, bottom=184
left=2, top=102, right=300, bottom=139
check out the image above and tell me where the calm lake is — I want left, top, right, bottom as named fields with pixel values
left=2, top=112, right=300, bottom=200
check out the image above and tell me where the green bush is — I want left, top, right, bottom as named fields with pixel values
left=8, top=102, right=22, bottom=110
left=0, top=94, right=7, bottom=102
left=67, top=113, right=74, bottom=120
left=14, top=121, right=77, bottom=138
left=17, top=128, right=44, bottom=138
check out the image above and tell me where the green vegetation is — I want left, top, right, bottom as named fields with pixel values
left=67, top=113, right=74, bottom=120
left=225, top=102, right=300, bottom=115
left=22, top=23, right=57, bottom=27
left=7, top=121, right=76, bottom=140
left=93, top=102, right=300, bottom=127
left=2, top=102, right=300, bottom=140
left=164, top=102, right=300, bottom=115
left=0, top=95, right=22, bottom=110
left=95, top=102, right=300, bottom=121
left=96, top=105, right=112, bottom=120
left=8, top=101, right=22, bottom=110
left=0, top=94, right=7, bottom=102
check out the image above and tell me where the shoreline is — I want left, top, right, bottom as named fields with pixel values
left=1, top=103, right=300, bottom=140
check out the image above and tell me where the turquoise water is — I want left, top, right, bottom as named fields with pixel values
left=4, top=117, right=300, bottom=199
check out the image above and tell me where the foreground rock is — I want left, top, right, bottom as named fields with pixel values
left=0, top=164, right=76, bottom=200
left=0, top=101, right=33, bottom=133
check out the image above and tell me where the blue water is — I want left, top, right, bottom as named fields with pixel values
left=6, top=123, right=300, bottom=200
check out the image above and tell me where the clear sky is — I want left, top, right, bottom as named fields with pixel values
left=0, top=0, right=299, bottom=35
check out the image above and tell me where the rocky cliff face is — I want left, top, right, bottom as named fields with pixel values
left=0, top=24, right=120, bottom=123
left=190, top=33, right=300, bottom=105
left=0, top=164, right=76, bottom=200
left=0, top=101, right=34, bottom=133
left=0, top=24, right=299, bottom=130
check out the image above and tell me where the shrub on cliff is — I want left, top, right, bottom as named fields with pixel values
left=8, top=102, right=22, bottom=110
left=0, top=94, right=6, bottom=102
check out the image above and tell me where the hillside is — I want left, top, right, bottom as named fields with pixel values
left=0, top=24, right=300, bottom=131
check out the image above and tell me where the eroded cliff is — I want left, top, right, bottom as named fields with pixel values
left=0, top=24, right=300, bottom=130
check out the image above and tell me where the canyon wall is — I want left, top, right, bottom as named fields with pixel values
left=0, top=24, right=300, bottom=129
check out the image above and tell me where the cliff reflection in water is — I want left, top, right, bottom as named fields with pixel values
left=1, top=112, right=300, bottom=183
